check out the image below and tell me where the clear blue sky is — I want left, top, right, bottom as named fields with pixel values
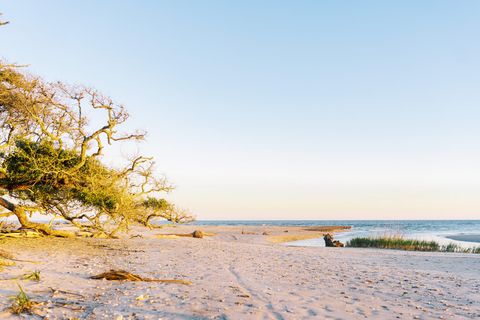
left=1, top=1, right=480, bottom=219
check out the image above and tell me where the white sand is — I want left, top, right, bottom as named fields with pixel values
left=0, top=225, right=479, bottom=319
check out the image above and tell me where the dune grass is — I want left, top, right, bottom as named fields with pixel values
left=10, top=285, right=36, bottom=314
left=346, top=236, right=480, bottom=253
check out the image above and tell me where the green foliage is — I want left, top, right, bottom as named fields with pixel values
left=442, top=243, right=461, bottom=253
left=0, top=139, right=120, bottom=211
left=1, top=139, right=80, bottom=190
left=143, top=197, right=169, bottom=210
left=439, top=243, right=480, bottom=254
left=347, top=236, right=480, bottom=254
left=0, top=59, right=193, bottom=236
left=347, top=236, right=440, bottom=251
left=21, top=270, right=41, bottom=282
left=10, top=284, right=35, bottom=314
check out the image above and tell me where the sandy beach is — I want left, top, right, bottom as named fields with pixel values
left=0, top=225, right=479, bottom=319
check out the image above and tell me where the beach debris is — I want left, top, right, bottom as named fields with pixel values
left=76, top=231, right=114, bottom=238
left=49, top=287, right=85, bottom=298
left=324, top=234, right=344, bottom=247
left=75, top=231, right=93, bottom=238
left=1, top=270, right=43, bottom=282
left=0, top=249, right=14, bottom=260
left=0, top=249, right=16, bottom=270
left=90, top=270, right=192, bottom=285
left=135, top=294, right=150, bottom=301
left=21, top=270, right=41, bottom=282
left=192, top=230, right=204, bottom=238
left=0, top=230, right=43, bottom=238
left=0, top=258, right=15, bottom=270
left=9, top=284, right=38, bottom=314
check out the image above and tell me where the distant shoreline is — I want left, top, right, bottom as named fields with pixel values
left=446, top=234, right=480, bottom=243
left=266, top=225, right=351, bottom=243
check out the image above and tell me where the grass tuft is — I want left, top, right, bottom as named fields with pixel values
left=347, top=236, right=480, bottom=254
left=10, top=284, right=35, bottom=314
left=22, top=270, right=41, bottom=282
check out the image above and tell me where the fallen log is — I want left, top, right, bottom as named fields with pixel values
left=90, top=270, right=192, bottom=285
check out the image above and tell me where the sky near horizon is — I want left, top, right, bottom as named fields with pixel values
left=1, top=1, right=480, bottom=220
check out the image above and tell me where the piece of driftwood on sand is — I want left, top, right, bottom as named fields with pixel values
left=90, top=270, right=192, bottom=285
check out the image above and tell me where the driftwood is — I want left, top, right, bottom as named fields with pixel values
left=90, top=270, right=192, bottom=285
left=324, top=234, right=344, bottom=247
left=192, top=230, right=203, bottom=238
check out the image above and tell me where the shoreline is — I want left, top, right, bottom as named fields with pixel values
left=0, top=225, right=479, bottom=319
left=266, top=225, right=351, bottom=243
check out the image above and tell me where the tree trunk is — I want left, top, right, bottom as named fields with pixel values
left=0, top=197, right=74, bottom=237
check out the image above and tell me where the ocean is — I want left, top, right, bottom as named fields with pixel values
left=190, top=220, right=480, bottom=247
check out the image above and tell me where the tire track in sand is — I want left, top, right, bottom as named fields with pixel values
left=228, top=264, right=285, bottom=320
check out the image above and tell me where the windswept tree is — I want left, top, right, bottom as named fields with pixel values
left=0, top=57, right=192, bottom=237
